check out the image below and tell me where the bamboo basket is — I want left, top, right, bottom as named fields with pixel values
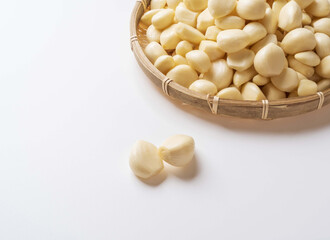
left=130, top=0, right=330, bottom=120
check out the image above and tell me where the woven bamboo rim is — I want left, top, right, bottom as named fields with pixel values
left=130, top=0, right=330, bottom=120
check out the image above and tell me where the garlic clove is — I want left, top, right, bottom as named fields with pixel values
left=254, top=43, right=286, bottom=77
left=281, top=28, right=316, bottom=55
left=184, top=0, right=208, bottom=12
left=278, top=1, right=302, bottom=32
left=317, top=79, right=330, bottom=91
left=316, top=56, right=330, bottom=78
left=189, top=79, right=218, bottom=95
left=166, top=65, right=199, bottom=87
left=236, top=0, right=267, bottom=20
left=271, top=67, right=300, bottom=92
left=158, top=135, right=195, bottom=167
left=176, top=22, right=206, bottom=45
left=208, top=0, right=236, bottom=18
left=241, top=82, right=267, bottom=100
left=186, top=50, right=211, bottom=73
left=262, top=82, right=286, bottom=100
left=151, top=0, right=167, bottom=9
left=216, top=87, right=243, bottom=100
left=203, top=59, right=234, bottom=90
left=233, top=66, right=257, bottom=88
left=297, top=79, right=318, bottom=96
left=175, top=2, right=199, bottom=27
left=129, top=140, right=164, bottom=179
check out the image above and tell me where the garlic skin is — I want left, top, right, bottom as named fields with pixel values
left=158, top=135, right=195, bottom=167
left=129, top=140, right=164, bottom=179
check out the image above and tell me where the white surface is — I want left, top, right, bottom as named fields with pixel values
left=0, top=1, right=330, bottom=239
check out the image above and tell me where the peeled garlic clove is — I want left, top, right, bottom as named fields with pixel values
left=151, top=0, right=167, bottom=9
left=152, top=9, right=175, bottom=30
left=313, top=18, right=330, bottom=36
left=141, top=9, right=162, bottom=26
left=158, top=135, right=195, bottom=167
left=189, top=79, right=218, bottom=95
left=281, top=28, right=316, bottom=54
left=197, top=8, right=215, bottom=33
left=262, top=83, right=286, bottom=100
left=302, top=13, right=312, bottom=25
left=305, top=0, right=330, bottom=17
left=176, top=22, right=206, bottom=45
left=233, top=66, right=257, bottom=88
left=147, top=25, right=162, bottom=43
left=203, top=59, right=234, bottom=90
left=241, top=82, right=266, bottom=100
left=236, top=0, right=267, bottom=20
left=254, top=43, right=286, bottom=77
left=271, top=67, right=299, bottom=92
left=317, top=79, right=330, bottom=91
left=293, top=0, right=314, bottom=9
left=272, top=0, right=287, bottom=19
left=160, top=24, right=181, bottom=50
left=288, top=55, right=315, bottom=78
left=217, top=29, right=250, bottom=53
left=199, top=40, right=225, bottom=61
left=144, top=42, right=167, bottom=64
left=251, top=33, right=277, bottom=53
left=208, top=0, right=236, bottom=18
left=316, top=56, right=330, bottom=78
left=154, top=55, right=176, bottom=74
left=278, top=1, right=302, bottom=32
left=315, top=33, right=330, bottom=59
left=297, top=79, right=318, bottom=96
left=259, top=7, right=277, bottom=34
left=294, top=51, right=321, bottom=67
left=253, top=74, right=270, bottom=86
left=216, top=87, right=243, bottom=100
left=129, top=140, right=164, bottom=179
left=215, top=16, right=245, bottom=30
left=184, top=0, right=208, bottom=12
left=173, top=55, right=188, bottom=65
left=166, top=65, right=199, bottom=87
left=205, top=26, right=221, bottom=41
left=186, top=50, right=211, bottom=73
left=243, top=22, right=267, bottom=46
left=167, top=0, right=182, bottom=9
left=227, top=49, right=255, bottom=72
left=175, top=2, right=199, bottom=27
left=176, top=40, right=194, bottom=57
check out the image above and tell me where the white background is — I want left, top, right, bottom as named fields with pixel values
left=0, top=0, right=330, bottom=239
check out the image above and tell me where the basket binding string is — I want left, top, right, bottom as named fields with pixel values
left=317, top=92, right=324, bottom=110
left=207, top=95, right=219, bottom=115
left=162, top=77, right=173, bottom=96
left=130, top=35, right=138, bottom=51
left=136, top=0, right=147, bottom=11
left=261, top=100, right=269, bottom=120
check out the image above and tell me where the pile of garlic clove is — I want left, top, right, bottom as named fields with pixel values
left=129, top=135, right=195, bottom=179
left=141, top=0, right=330, bottom=100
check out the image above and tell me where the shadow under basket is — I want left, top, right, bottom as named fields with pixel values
left=130, top=0, right=330, bottom=120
